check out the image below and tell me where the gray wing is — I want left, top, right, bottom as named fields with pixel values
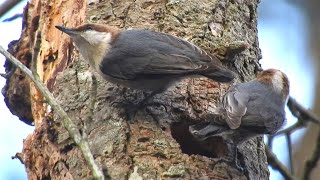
left=224, top=81, right=285, bottom=133
left=100, top=30, right=220, bottom=80
left=221, top=85, right=250, bottom=129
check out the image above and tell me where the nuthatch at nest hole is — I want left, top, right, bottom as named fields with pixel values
left=55, top=24, right=235, bottom=101
left=189, top=69, right=289, bottom=170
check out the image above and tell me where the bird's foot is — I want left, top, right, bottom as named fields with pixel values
left=111, top=100, right=140, bottom=121
left=111, top=100, right=166, bottom=121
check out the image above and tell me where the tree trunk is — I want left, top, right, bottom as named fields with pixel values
left=3, top=0, right=268, bottom=179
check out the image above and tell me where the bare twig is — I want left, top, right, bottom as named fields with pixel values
left=265, top=146, right=297, bottom=180
left=0, top=0, right=23, bottom=19
left=2, top=13, right=22, bottom=22
left=285, top=134, right=294, bottom=174
left=273, top=121, right=303, bottom=136
left=0, top=41, right=104, bottom=179
left=287, top=97, right=320, bottom=124
left=11, top=152, right=24, bottom=164
left=285, top=97, right=320, bottom=179
left=0, top=72, right=7, bottom=78
left=302, top=130, right=320, bottom=180
left=87, top=74, right=98, bottom=123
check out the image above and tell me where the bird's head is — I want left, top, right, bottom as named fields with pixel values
left=55, top=23, right=121, bottom=69
left=256, top=69, right=290, bottom=102
left=56, top=23, right=120, bottom=47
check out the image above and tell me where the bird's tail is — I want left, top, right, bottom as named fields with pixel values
left=201, top=65, right=235, bottom=83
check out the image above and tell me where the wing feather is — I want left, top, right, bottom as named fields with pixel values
left=222, top=87, right=249, bottom=129
left=100, top=30, right=217, bottom=80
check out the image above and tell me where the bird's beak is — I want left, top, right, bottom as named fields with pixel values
left=55, top=26, right=79, bottom=36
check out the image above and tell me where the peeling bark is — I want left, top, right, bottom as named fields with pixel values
left=3, top=0, right=269, bottom=179
left=3, top=0, right=86, bottom=125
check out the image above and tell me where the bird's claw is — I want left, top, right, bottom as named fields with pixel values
left=111, top=100, right=167, bottom=121
left=111, top=100, right=140, bottom=121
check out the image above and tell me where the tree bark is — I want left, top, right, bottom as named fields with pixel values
left=3, top=0, right=268, bottom=179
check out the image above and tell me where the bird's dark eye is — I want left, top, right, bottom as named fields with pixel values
left=86, top=26, right=93, bottom=30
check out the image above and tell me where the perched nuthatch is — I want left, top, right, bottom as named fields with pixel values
left=189, top=69, right=289, bottom=170
left=55, top=24, right=235, bottom=98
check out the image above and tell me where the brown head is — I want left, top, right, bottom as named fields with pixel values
left=55, top=23, right=121, bottom=71
left=256, top=69, right=290, bottom=101
left=56, top=23, right=120, bottom=42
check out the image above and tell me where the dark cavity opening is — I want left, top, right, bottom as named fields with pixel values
left=170, top=121, right=228, bottom=158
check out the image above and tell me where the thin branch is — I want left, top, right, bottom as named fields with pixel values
left=302, top=130, right=320, bottom=180
left=273, top=121, right=303, bottom=136
left=2, top=13, right=22, bottom=22
left=287, top=97, right=320, bottom=124
left=86, top=74, right=98, bottom=123
left=265, top=146, right=297, bottom=180
left=0, top=42, right=104, bottom=179
left=0, top=72, right=8, bottom=78
left=0, top=0, right=23, bottom=19
left=285, top=134, right=294, bottom=174
left=285, top=96, right=320, bottom=180
left=11, top=152, right=24, bottom=164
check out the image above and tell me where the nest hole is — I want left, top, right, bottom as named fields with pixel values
left=170, top=121, right=228, bottom=158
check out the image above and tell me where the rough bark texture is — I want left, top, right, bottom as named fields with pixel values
left=3, top=0, right=86, bottom=126
left=3, top=0, right=269, bottom=179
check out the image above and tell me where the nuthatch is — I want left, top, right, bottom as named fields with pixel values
left=55, top=24, right=235, bottom=101
left=189, top=69, right=289, bottom=170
